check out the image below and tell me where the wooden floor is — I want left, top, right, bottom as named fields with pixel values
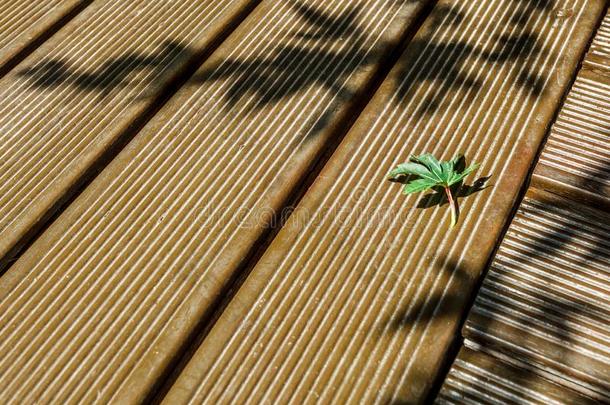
left=439, top=12, right=610, bottom=403
left=0, top=1, right=607, bottom=403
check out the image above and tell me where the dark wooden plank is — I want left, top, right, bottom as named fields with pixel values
left=0, top=0, right=260, bottom=268
left=437, top=347, right=598, bottom=405
left=163, top=0, right=607, bottom=403
left=0, top=0, right=431, bottom=402
left=463, top=190, right=610, bottom=401
left=533, top=12, right=610, bottom=208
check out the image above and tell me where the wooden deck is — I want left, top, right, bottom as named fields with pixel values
left=0, top=1, right=607, bottom=403
left=439, top=12, right=610, bottom=403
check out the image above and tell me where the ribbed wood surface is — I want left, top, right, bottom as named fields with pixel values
left=0, top=0, right=256, bottom=266
left=585, top=10, right=610, bottom=68
left=0, top=0, right=430, bottom=403
left=535, top=74, right=610, bottom=201
left=0, top=0, right=87, bottom=72
left=164, top=0, right=606, bottom=403
left=440, top=12, right=610, bottom=403
left=437, top=348, right=597, bottom=405
left=534, top=11, right=610, bottom=206
left=463, top=191, right=610, bottom=400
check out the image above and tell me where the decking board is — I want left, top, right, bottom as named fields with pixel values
left=463, top=191, right=610, bottom=400
left=0, top=0, right=432, bottom=402
left=440, top=11, right=610, bottom=402
left=437, top=348, right=597, bottom=405
left=0, top=0, right=260, bottom=269
left=533, top=11, right=610, bottom=208
left=0, top=0, right=91, bottom=75
left=163, top=0, right=607, bottom=403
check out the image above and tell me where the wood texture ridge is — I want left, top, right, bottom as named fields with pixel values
left=0, top=0, right=89, bottom=74
left=584, top=10, right=610, bottom=69
left=0, top=0, right=431, bottom=403
left=463, top=192, right=610, bottom=400
left=436, top=348, right=597, bottom=405
left=439, top=11, right=610, bottom=404
left=0, top=0, right=258, bottom=267
left=164, top=0, right=607, bottom=403
left=534, top=11, right=610, bottom=207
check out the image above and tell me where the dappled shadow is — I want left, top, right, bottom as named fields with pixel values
left=569, top=146, right=610, bottom=207
left=394, top=0, right=554, bottom=115
left=17, top=40, right=195, bottom=97
left=291, top=0, right=365, bottom=41
left=190, top=0, right=552, bottom=117
left=189, top=0, right=379, bottom=110
left=384, top=151, right=610, bottom=402
left=385, top=200, right=610, bottom=401
left=384, top=189, right=610, bottom=402
left=461, top=199, right=610, bottom=399
left=386, top=109, right=610, bottom=334
left=384, top=258, right=473, bottom=331
left=16, top=0, right=555, bottom=120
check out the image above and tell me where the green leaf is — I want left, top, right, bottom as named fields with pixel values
left=388, top=162, right=435, bottom=181
left=402, top=178, right=437, bottom=194
left=410, top=154, right=444, bottom=180
left=448, top=163, right=480, bottom=186
left=388, top=153, right=482, bottom=229
left=440, top=161, right=454, bottom=183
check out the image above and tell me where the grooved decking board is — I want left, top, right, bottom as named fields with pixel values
left=584, top=10, right=610, bottom=70
left=0, top=0, right=432, bottom=403
left=533, top=11, right=610, bottom=208
left=436, top=348, right=597, bottom=404
left=163, top=0, right=607, bottom=403
left=439, top=13, right=610, bottom=403
left=0, top=0, right=89, bottom=74
left=0, top=0, right=259, bottom=267
left=462, top=190, right=610, bottom=401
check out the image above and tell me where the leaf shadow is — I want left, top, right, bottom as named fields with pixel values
left=14, top=0, right=555, bottom=136
left=393, top=0, right=554, bottom=117
left=16, top=40, right=195, bottom=99
left=388, top=155, right=492, bottom=212
left=416, top=176, right=492, bottom=210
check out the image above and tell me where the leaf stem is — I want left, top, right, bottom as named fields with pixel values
left=444, top=186, right=459, bottom=227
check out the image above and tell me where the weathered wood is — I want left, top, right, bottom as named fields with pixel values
left=442, top=11, right=610, bottom=402
left=0, top=0, right=259, bottom=268
left=0, top=0, right=91, bottom=75
left=533, top=12, right=610, bottom=209
left=0, top=0, right=431, bottom=402
left=164, top=0, right=607, bottom=403
left=464, top=191, right=610, bottom=401
left=437, top=347, right=598, bottom=404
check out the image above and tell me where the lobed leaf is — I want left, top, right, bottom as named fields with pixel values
left=410, top=153, right=443, bottom=181
left=402, top=178, right=437, bottom=194
left=440, top=160, right=454, bottom=184
left=389, top=153, right=482, bottom=228
left=448, top=163, right=480, bottom=185
left=388, top=162, right=436, bottom=181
